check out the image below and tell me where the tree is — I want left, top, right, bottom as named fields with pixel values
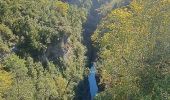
left=0, top=64, right=12, bottom=99
left=93, top=0, right=170, bottom=99
left=2, top=54, right=36, bottom=100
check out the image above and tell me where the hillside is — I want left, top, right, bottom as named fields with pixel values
left=0, top=0, right=170, bottom=100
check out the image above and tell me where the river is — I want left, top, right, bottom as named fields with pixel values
left=88, top=63, right=98, bottom=100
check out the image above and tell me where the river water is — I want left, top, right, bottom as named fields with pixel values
left=88, top=63, right=98, bottom=100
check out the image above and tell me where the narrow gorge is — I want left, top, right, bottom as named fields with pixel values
left=1, top=0, right=169, bottom=100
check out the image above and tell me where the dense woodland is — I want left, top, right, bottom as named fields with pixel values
left=0, top=0, right=170, bottom=100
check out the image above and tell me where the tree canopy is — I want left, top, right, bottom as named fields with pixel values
left=92, top=0, right=170, bottom=99
left=0, top=0, right=170, bottom=100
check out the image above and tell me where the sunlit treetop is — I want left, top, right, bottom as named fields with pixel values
left=55, top=1, right=69, bottom=16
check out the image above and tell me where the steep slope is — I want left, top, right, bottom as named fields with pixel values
left=78, top=0, right=132, bottom=65
left=83, top=0, right=100, bottom=63
left=0, top=0, right=87, bottom=99
left=92, top=0, right=170, bottom=99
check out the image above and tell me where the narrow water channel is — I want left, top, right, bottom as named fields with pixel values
left=88, top=63, right=98, bottom=100
left=80, top=0, right=132, bottom=99
left=83, top=0, right=100, bottom=99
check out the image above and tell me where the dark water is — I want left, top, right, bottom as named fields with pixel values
left=83, top=0, right=100, bottom=65
left=88, top=63, right=98, bottom=100
left=81, top=0, right=132, bottom=99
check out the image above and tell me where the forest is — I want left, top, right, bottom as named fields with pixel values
left=0, top=0, right=169, bottom=100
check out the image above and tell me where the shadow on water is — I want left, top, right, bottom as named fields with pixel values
left=77, top=0, right=101, bottom=99
left=74, top=76, right=91, bottom=100
left=83, top=0, right=101, bottom=67
left=74, top=0, right=100, bottom=99
left=74, top=0, right=132, bottom=100
left=74, top=64, right=98, bottom=100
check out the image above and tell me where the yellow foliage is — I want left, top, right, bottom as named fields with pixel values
left=91, top=32, right=99, bottom=43
left=55, top=1, right=69, bottom=16
left=100, top=49, right=112, bottom=59
left=130, top=0, right=143, bottom=13
left=93, top=0, right=170, bottom=98
left=109, top=8, right=132, bottom=19
left=162, top=0, right=170, bottom=3
left=100, top=69, right=112, bottom=87
left=55, top=76, right=68, bottom=96
left=0, top=68, right=12, bottom=95
left=0, top=42, right=10, bottom=53
left=106, top=24, right=116, bottom=30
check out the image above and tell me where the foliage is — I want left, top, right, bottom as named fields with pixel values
left=0, top=0, right=169, bottom=99
left=0, top=64, right=12, bottom=99
left=93, top=0, right=170, bottom=99
left=0, top=0, right=87, bottom=99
